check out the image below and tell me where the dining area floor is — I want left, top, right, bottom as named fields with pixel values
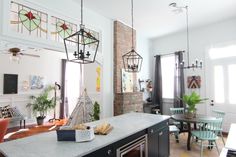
left=170, top=133, right=227, bottom=157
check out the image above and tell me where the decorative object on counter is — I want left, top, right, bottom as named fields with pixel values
left=179, top=91, right=208, bottom=119
left=30, top=75, right=44, bottom=89
left=94, top=122, right=113, bottom=135
left=90, top=101, right=100, bottom=121
left=138, top=79, right=145, bottom=92
left=66, top=89, right=93, bottom=127
left=57, top=124, right=95, bottom=142
left=169, top=3, right=203, bottom=70
left=122, top=0, right=143, bottom=73
left=49, top=82, right=61, bottom=123
left=27, top=85, right=55, bottom=125
left=187, top=75, right=201, bottom=88
left=121, top=69, right=134, bottom=93
left=146, top=79, right=153, bottom=102
left=64, top=0, right=99, bottom=64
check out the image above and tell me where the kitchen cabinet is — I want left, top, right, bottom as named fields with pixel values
left=148, top=120, right=169, bottom=157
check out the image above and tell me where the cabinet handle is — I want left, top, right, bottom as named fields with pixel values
left=159, top=131, right=163, bottom=136
left=107, top=149, right=112, bottom=155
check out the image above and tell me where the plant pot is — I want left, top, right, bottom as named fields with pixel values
left=184, top=109, right=197, bottom=119
left=36, top=116, right=45, bottom=125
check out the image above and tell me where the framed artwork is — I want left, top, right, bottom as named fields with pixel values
left=122, top=69, right=133, bottom=93
left=10, top=1, right=48, bottom=39
left=187, top=76, right=201, bottom=89
left=96, top=66, right=101, bottom=92
left=51, top=16, right=77, bottom=43
left=30, top=75, right=44, bottom=89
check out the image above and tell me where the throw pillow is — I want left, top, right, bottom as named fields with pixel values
left=0, top=105, right=13, bottom=118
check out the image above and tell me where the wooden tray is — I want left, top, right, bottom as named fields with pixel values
left=94, top=126, right=113, bottom=135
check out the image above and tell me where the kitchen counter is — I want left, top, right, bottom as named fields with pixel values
left=0, top=112, right=170, bottom=157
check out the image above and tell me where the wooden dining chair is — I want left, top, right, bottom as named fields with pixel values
left=0, top=118, right=9, bottom=143
left=191, top=118, right=222, bottom=157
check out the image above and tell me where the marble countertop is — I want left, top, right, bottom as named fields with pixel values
left=0, top=112, right=170, bottom=157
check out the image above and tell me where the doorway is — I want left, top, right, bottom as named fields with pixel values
left=206, top=44, right=236, bottom=132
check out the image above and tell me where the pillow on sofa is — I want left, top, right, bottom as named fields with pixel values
left=0, top=105, right=13, bottom=118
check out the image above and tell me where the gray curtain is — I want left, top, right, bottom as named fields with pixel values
left=152, top=55, right=163, bottom=114
left=174, top=51, right=185, bottom=108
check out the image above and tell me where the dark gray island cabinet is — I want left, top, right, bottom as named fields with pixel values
left=0, top=113, right=170, bottom=157
left=84, top=116, right=170, bottom=157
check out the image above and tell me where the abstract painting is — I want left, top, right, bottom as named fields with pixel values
left=187, top=75, right=201, bottom=89
left=30, top=75, right=44, bottom=89
left=122, top=69, right=133, bottom=93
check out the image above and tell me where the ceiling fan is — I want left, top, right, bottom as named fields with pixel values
left=0, top=47, right=40, bottom=62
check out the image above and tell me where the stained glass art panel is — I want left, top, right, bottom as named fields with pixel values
left=51, top=16, right=77, bottom=43
left=10, top=1, right=48, bottom=39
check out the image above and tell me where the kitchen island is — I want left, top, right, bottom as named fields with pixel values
left=0, top=112, right=170, bottom=157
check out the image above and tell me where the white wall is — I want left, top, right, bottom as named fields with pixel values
left=151, top=17, right=236, bottom=115
left=0, top=0, right=114, bottom=126
left=0, top=49, right=65, bottom=125
left=136, top=33, right=152, bottom=100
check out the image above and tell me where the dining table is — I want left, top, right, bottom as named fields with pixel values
left=171, top=114, right=216, bottom=151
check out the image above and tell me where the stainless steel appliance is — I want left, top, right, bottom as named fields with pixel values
left=117, top=135, right=148, bottom=157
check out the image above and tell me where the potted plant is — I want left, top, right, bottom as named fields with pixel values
left=90, top=101, right=100, bottom=121
left=181, top=92, right=208, bottom=118
left=27, top=85, right=55, bottom=125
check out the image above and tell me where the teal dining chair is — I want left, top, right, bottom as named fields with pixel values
left=169, top=107, right=184, bottom=143
left=212, top=110, right=226, bottom=145
left=191, top=118, right=222, bottom=157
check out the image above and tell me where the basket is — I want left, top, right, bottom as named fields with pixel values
left=75, top=128, right=95, bottom=142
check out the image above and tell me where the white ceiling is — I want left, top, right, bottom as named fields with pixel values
left=74, top=0, right=236, bottom=39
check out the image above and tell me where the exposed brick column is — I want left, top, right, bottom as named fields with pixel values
left=113, top=21, right=143, bottom=116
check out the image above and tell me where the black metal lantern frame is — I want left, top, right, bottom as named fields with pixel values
left=123, top=49, right=143, bottom=72
left=122, top=0, right=143, bottom=73
left=64, top=0, right=99, bottom=64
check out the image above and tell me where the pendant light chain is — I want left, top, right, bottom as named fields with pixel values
left=131, top=0, right=134, bottom=49
left=169, top=3, right=203, bottom=70
left=81, top=0, right=83, bottom=25
left=186, top=6, right=190, bottom=66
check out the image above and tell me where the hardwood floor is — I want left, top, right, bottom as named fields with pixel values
left=170, top=133, right=226, bottom=157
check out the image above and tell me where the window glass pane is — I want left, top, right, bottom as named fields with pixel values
left=214, top=66, right=224, bottom=103
left=228, top=64, right=236, bottom=104
left=161, top=55, right=175, bottom=99
left=209, top=45, right=236, bottom=59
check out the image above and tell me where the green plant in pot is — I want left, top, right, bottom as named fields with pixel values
left=90, top=101, right=100, bottom=121
left=27, top=86, right=55, bottom=125
left=181, top=92, right=208, bottom=119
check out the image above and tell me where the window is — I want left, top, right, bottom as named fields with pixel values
left=161, top=55, right=175, bottom=99
left=214, top=65, right=224, bottom=103
left=228, top=64, right=236, bottom=104
left=209, top=45, right=236, bottom=59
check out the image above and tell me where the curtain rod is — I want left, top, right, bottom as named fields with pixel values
left=154, top=50, right=185, bottom=57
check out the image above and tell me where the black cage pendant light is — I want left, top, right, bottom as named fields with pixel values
left=169, top=3, right=202, bottom=70
left=64, top=0, right=99, bottom=64
left=122, top=0, right=143, bottom=73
